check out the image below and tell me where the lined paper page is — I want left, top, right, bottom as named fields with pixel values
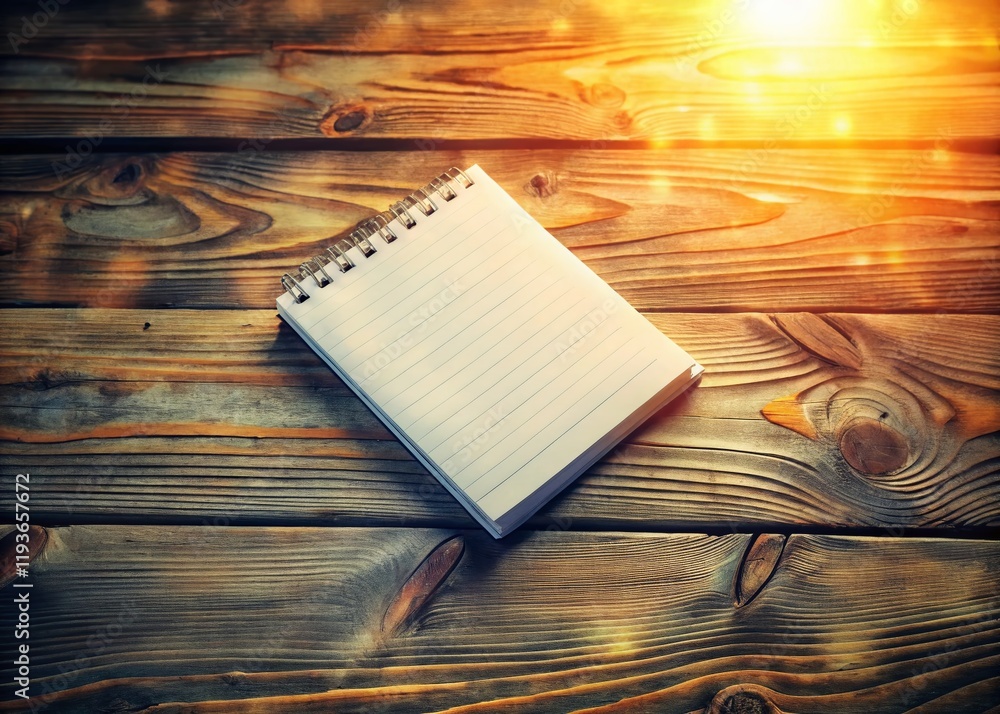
left=279, top=165, right=699, bottom=524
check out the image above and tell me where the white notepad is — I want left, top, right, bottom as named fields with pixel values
left=277, top=165, right=702, bottom=537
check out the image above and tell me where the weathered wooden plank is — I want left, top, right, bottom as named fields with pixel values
left=1, top=0, right=998, bottom=141
left=1, top=309, right=997, bottom=530
left=0, top=526, right=996, bottom=712
left=5, top=0, right=997, bottom=60
left=2, top=149, right=997, bottom=312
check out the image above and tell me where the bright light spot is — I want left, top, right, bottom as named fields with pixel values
left=285, top=0, right=325, bottom=21
left=609, top=638, right=636, bottom=654
left=932, top=149, right=950, bottom=162
left=676, top=105, right=690, bottom=113
left=699, top=115, right=716, bottom=138
left=743, top=0, right=830, bottom=40
left=649, top=176, right=673, bottom=196
left=746, top=191, right=797, bottom=203
left=887, top=251, right=905, bottom=264
left=853, top=254, right=871, bottom=266
left=146, top=0, right=171, bottom=17
left=834, top=115, right=852, bottom=135
left=777, top=52, right=804, bottom=75
left=551, top=17, right=570, bottom=33
left=649, top=138, right=672, bottom=150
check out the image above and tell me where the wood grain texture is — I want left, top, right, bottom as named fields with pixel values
left=0, top=0, right=998, bottom=141
left=0, top=526, right=996, bottom=712
left=0, top=3, right=996, bottom=713
left=0, top=525, right=45, bottom=590
left=1, top=149, right=998, bottom=312
left=1, top=309, right=997, bottom=530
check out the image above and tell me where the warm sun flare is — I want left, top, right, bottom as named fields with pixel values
left=741, top=0, right=833, bottom=39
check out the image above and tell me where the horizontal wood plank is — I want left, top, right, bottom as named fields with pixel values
left=0, top=526, right=997, bottom=712
left=1, top=6, right=996, bottom=714
left=1, top=309, right=997, bottom=531
left=0, top=0, right=998, bottom=141
left=1, top=149, right=998, bottom=312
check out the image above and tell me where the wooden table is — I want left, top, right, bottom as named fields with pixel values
left=1, top=1, right=998, bottom=711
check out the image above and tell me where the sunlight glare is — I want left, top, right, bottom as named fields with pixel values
left=699, top=115, right=716, bottom=139
left=551, top=17, right=570, bottom=33
left=777, top=52, right=804, bottom=75
left=742, top=0, right=830, bottom=40
left=146, top=0, right=171, bottom=17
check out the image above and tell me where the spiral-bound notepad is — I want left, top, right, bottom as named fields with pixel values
left=277, top=165, right=702, bottom=537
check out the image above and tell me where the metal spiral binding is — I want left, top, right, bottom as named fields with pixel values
left=280, top=167, right=475, bottom=303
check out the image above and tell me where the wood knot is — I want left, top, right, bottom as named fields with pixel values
left=113, top=163, right=142, bottom=185
left=721, top=692, right=771, bottom=714
left=838, top=417, right=909, bottom=475
left=381, top=535, right=464, bottom=638
left=1, top=525, right=48, bottom=590
left=321, top=105, right=371, bottom=135
left=61, top=193, right=199, bottom=239
left=526, top=172, right=557, bottom=198
left=334, top=111, right=366, bottom=132
left=97, top=697, right=136, bottom=714
left=734, top=533, right=786, bottom=608
left=613, top=110, right=632, bottom=130
left=72, top=158, right=151, bottom=204
left=220, top=672, right=246, bottom=687
left=586, top=82, right=626, bottom=108
left=763, top=373, right=929, bottom=481
left=707, top=685, right=783, bottom=714
left=0, top=216, right=20, bottom=256
left=26, top=368, right=72, bottom=392
left=769, top=314, right=862, bottom=370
